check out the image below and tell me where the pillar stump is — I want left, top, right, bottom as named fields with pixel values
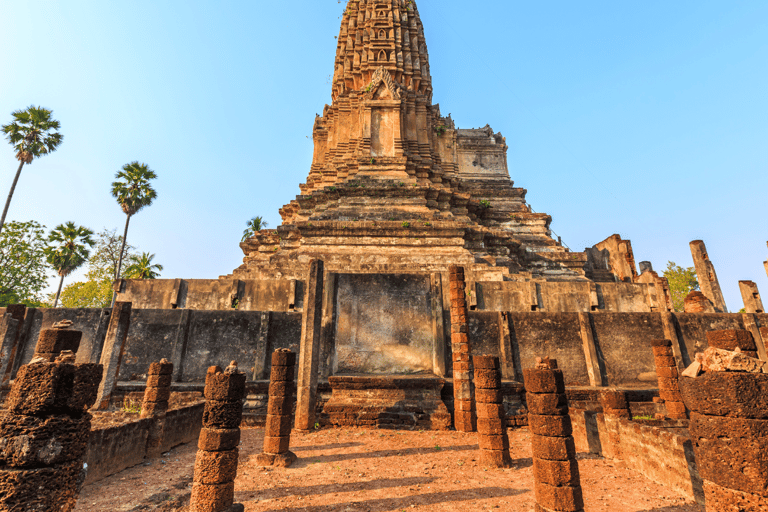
left=651, top=339, right=687, bottom=419
left=141, top=359, right=173, bottom=458
left=257, top=349, right=297, bottom=467
left=706, top=329, right=759, bottom=359
left=449, top=265, right=475, bottom=432
left=0, top=346, right=102, bottom=511
left=474, top=355, right=511, bottom=468
left=191, top=363, right=246, bottom=512
left=680, top=362, right=768, bottom=510
left=33, top=320, right=82, bottom=362
left=524, top=358, right=584, bottom=512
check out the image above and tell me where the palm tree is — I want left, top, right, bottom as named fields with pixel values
left=0, top=106, right=63, bottom=236
left=110, top=162, right=157, bottom=306
left=44, top=222, right=95, bottom=308
left=123, top=252, right=163, bottom=280
left=242, top=216, right=268, bottom=241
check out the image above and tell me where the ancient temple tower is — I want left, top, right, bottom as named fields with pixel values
left=230, top=0, right=591, bottom=282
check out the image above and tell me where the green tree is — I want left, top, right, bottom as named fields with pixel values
left=44, top=222, right=95, bottom=308
left=0, top=220, right=49, bottom=306
left=55, top=228, right=138, bottom=308
left=0, top=107, right=63, bottom=236
left=110, top=162, right=157, bottom=305
left=242, top=216, right=268, bottom=241
left=663, top=261, right=699, bottom=312
left=123, top=252, right=163, bottom=280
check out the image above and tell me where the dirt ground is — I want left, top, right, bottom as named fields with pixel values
left=76, top=427, right=704, bottom=512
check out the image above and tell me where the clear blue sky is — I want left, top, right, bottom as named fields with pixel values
left=1, top=0, right=766, bottom=310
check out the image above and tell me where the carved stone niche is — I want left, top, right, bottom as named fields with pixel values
left=364, top=67, right=403, bottom=159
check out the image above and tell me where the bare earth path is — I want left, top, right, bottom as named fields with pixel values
left=76, top=427, right=703, bottom=512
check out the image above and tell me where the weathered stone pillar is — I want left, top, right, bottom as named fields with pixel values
left=524, top=358, right=584, bottom=512
left=141, top=359, right=173, bottom=458
left=295, top=259, right=324, bottom=432
left=0, top=314, right=20, bottom=385
left=33, top=320, right=82, bottom=362
left=689, top=240, right=728, bottom=313
left=95, top=301, right=132, bottom=409
left=257, top=349, right=297, bottom=467
left=739, top=281, right=765, bottom=314
left=473, top=355, right=510, bottom=468
left=449, top=265, right=475, bottom=432
left=191, top=363, right=246, bottom=512
left=0, top=330, right=102, bottom=511
left=651, top=339, right=687, bottom=419
left=680, top=358, right=768, bottom=510
left=0, top=305, right=25, bottom=384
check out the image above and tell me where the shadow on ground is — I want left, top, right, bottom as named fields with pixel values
left=265, top=444, right=477, bottom=467
left=291, top=442, right=364, bottom=452
left=236, top=476, right=438, bottom=502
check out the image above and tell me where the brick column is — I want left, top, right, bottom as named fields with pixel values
left=0, top=348, right=102, bottom=511
left=474, top=356, right=511, bottom=468
left=33, top=321, right=82, bottom=362
left=600, top=389, right=630, bottom=420
left=257, top=349, right=297, bottom=467
left=141, top=359, right=173, bottom=458
left=524, top=358, right=584, bottom=512
left=191, top=363, right=246, bottom=512
left=449, top=265, right=474, bottom=432
left=651, top=339, right=687, bottom=419
left=680, top=367, right=768, bottom=510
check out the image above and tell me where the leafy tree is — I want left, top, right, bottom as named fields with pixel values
left=56, top=279, right=113, bottom=309
left=242, top=216, right=268, bottom=241
left=0, top=107, right=63, bottom=236
left=44, top=222, right=95, bottom=308
left=663, top=261, right=699, bottom=312
left=123, top=252, right=163, bottom=280
left=0, top=220, right=49, bottom=306
left=110, top=162, right=157, bottom=305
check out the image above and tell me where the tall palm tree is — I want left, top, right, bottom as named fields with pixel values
left=44, top=222, right=95, bottom=308
left=242, top=216, right=268, bottom=241
left=123, top=252, right=163, bottom=280
left=110, top=162, right=157, bottom=306
left=0, top=106, right=63, bottom=236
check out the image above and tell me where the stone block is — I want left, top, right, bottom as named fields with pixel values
left=659, top=389, right=683, bottom=403
left=451, top=332, right=468, bottom=344
left=680, top=372, right=768, bottom=419
left=707, top=329, right=757, bottom=352
left=454, top=361, right=471, bottom=372
left=450, top=323, right=468, bottom=334
left=701, top=347, right=764, bottom=373
left=535, top=482, right=584, bottom=512
left=703, top=480, right=768, bottom=511
left=205, top=372, right=246, bottom=402
left=454, top=399, right=473, bottom=412
left=6, top=363, right=75, bottom=416
left=654, top=355, right=677, bottom=368
left=534, top=458, right=581, bottom=487
left=689, top=413, right=768, bottom=495
left=532, top=435, right=576, bottom=461
left=600, top=390, right=628, bottom=410
left=476, top=388, right=503, bottom=404
left=449, top=280, right=465, bottom=291
left=474, top=369, right=501, bottom=390
left=203, top=400, right=243, bottom=429
left=266, top=397, right=293, bottom=416
left=527, top=393, right=568, bottom=416
left=479, top=434, right=509, bottom=451
left=473, top=356, right=500, bottom=370
left=453, top=370, right=472, bottom=381
left=655, top=366, right=679, bottom=379
left=452, top=343, right=471, bottom=354
left=602, top=407, right=632, bottom=419
left=263, top=436, right=290, bottom=454
left=454, top=411, right=474, bottom=432
left=34, top=329, right=82, bottom=355
left=269, top=365, right=295, bottom=382
left=271, top=350, right=296, bottom=367
left=71, top=363, right=103, bottom=412
left=523, top=369, right=565, bottom=394
left=476, top=402, right=505, bottom=418
left=529, top=414, right=573, bottom=437
left=657, top=378, right=680, bottom=391
left=0, top=413, right=90, bottom=467
left=143, top=386, right=171, bottom=403
left=141, top=401, right=168, bottom=417
left=665, top=401, right=687, bottom=418
left=477, top=417, right=505, bottom=435
left=148, top=361, right=174, bottom=376
left=452, top=352, right=470, bottom=363
left=0, top=461, right=80, bottom=511
left=256, top=450, right=297, bottom=468
left=480, top=449, right=511, bottom=468
left=268, top=381, right=295, bottom=397
left=194, top=449, right=239, bottom=485
left=450, top=311, right=468, bottom=324
left=651, top=339, right=672, bottom=348
left=265, top=414, right=293, bottom=437
left=198, top=428, right=240, bottom=452
left=652, top=346, right=673, bottom=357
left=146, top=374, right=173, bottom=388
left=450, top=298, right=467, bottom=309
left=191, top=481, right=235, bottom=512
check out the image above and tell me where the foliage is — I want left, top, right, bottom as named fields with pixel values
left=479, top=200, right=492, bottom=209
left=663, top=261, right=699, bottom=312
left=44, top=222, right=95, bottom=307
left=56, top=279, right=113, bottom=309
left=123, top=252, right=163, bottom=280
left=0, top=220, right=49, bottom=306
left=111, top=162, right=158, bottom=217
left=1, top=106, right=63, bottom=164
left=242, top=216, right=268, bottom=241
